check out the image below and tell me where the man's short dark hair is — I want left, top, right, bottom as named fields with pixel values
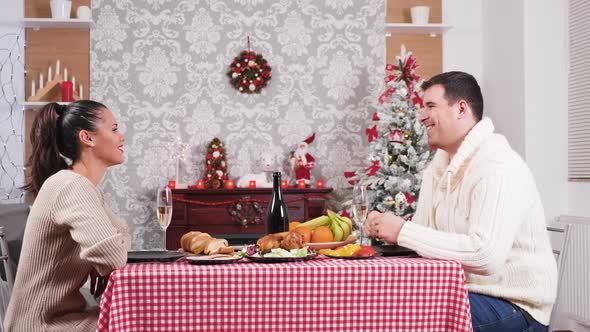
left=421, top=71, right=484, bottom=121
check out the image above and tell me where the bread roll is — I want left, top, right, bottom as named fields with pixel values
left=189, top=233, right=212, bottom=254
left=205, top=238, right=229, bottom=255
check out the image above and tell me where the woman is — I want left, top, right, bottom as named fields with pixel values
left=4, top=101, right=130, bottom=331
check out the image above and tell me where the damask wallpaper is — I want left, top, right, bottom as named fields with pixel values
left=90, top=0, right=385, bottom=249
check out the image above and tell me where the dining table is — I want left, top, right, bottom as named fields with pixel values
left=96, top=255, right=472, bottom=332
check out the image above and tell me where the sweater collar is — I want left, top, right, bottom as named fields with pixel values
left=431, top=117, right=495, bottom=179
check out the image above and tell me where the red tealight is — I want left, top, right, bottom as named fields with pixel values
left=249, top=180, right=256, bottom=188
left=225, top=180, right=235, bottom=189
left=297, top=180, right=306, bottom=188
left=168, top=180, right=176, bottom=189
left=281, top=180, right=288, bottom=188
left=316, top=179, right=324, bottom=188
left=196, top=179, right=205, bottom=189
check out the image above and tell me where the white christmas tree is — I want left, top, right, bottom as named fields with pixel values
left=345, top=46, right=432, bottom=219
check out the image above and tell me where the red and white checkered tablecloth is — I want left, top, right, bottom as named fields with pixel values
left=96, top=256, right=472, bottom=332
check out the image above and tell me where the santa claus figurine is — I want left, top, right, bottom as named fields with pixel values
left=290, top=133, right=316, bottom=185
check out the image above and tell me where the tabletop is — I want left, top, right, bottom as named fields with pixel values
left=97, top=256, right=472, bottom=332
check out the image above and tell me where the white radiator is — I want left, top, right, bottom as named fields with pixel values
left=554, top=215, right=590, bottom=330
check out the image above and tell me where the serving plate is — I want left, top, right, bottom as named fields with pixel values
left=185, top=254, right=242, bottom=265
left=323, top=252, right=381, bottom=260
left=127, top=250, right=186, bottom=263
left=305, top=235, right=357, bottom=250
left=245, top=253, right=318, bottom=264
left=373, top=244, right=418, bottom=257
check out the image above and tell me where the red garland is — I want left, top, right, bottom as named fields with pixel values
left=227, top=50, right=271, bottom=94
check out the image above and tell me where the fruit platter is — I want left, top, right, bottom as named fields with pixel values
left=289, top=210, right=358, bottom=250
left=239, top=231, right=317, bottom=263
left=318, top=243, right=378, bottom=259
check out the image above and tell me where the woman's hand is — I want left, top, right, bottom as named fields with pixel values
left=90, top=269, right=109, bottom=298
left=364, top=211, right=406, bottom=244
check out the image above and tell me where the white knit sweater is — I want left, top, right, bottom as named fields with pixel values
left=398, top=117, right=557, bottom=325
left=4, top=170, right=130, bottom=332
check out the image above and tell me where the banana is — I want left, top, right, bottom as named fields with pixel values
left=339, top=215, right=353, bottom=229
left=338, top=218, right=351, bottom=240
left=330, top=219, right=344, bottom=241
left=297, top=215, right=330, bottom=230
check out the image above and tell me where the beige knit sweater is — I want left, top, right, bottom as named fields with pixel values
left=4, top=170, right=130, bottom=332
left=398, top=118, right=557, bottom=325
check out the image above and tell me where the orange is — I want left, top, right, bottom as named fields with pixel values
left=289, top=221, right=301, bottom=231
left=311, top=226, right=334, bottom=243
left=293, top=226, right=312, bottom=243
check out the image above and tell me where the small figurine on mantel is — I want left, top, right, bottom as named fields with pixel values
left=237, top=151, right=278, bottom=188
left=290, top=133, right=316, bottom=185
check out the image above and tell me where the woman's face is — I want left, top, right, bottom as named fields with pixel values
left=90, top=108, right=125, bottom=167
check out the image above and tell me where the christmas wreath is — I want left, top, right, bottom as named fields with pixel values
left=227, top=50, right=272, bottom=94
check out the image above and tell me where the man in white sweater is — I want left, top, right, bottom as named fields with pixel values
left=365, top=71, right=557, bottom=332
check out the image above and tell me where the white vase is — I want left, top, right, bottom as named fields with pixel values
left=410, top=6, right=430, bottom=25
left=50, top=0, right=72, bottom=20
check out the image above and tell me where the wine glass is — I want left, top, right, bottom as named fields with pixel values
left=352, top=183, right=370, bottom=245
left=156, top=186, right=173, bottom=251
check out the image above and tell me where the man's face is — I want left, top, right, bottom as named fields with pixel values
left=419, top=84, right=461, bottom=150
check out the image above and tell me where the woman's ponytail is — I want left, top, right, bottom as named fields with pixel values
left=24, top=102, right=68, bottom=193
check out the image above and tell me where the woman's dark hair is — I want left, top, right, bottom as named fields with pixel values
left=421, top=71, right=484, bottom=121
left=24, top=100, right=107, bottom=193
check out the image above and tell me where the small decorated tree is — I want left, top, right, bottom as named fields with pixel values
left=204, top=138, right=228, bottom=189
left=345, top=46, right=432, bottom=219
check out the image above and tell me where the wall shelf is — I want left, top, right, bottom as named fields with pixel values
left=22, top=18, right=93, bottom=30
left=386, top=23, right=452, bottom=37
left=23, top=101, right=70, bottom=111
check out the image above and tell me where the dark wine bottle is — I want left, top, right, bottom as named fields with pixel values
left=266, top=172, right=289, bottom=234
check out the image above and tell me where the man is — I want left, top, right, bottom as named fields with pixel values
left=365, top=71, right=557, bottom=332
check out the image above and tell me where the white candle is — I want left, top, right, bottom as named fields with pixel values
left=72, top=76, right=76, bottom=89
left=79, top=84, right=83, bottom=99
left=56, top=60, right=60, bottom=77
left=39, top=73, right=44, bottom=90
left=64, top=68, right=68, bottom=82
left=48, top=66, right=52, bottom=81
left=31, top=79, right=36, bottom=97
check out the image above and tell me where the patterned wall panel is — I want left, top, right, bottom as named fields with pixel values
left=91, top=0, right=385, bottom=249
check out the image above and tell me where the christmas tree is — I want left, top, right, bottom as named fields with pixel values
left=204, top=138, right=228, bottom=189
left=345, top=46, right=432, bottom=219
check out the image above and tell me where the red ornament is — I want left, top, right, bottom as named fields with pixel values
left=389, top=129, right=404, bottom=144
left=372, top=112, right=380, bottom=121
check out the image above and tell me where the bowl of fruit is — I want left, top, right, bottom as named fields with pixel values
left=290, top=210, right=358, bottom=250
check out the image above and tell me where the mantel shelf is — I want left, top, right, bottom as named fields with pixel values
left=22, top=18, right=93, bottom=30
left=23, top=101, right=70, bottom=111
left=385, top=23, right=452, bottom=36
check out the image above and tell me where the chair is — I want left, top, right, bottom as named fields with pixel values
left=549, top=223, right=590, bottom=332
left=0, top=226, right=15, bottom=332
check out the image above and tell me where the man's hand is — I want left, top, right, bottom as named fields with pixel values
left=364, top=211, right=406, bottom=244
left=90, top=269, right=109, bottom=298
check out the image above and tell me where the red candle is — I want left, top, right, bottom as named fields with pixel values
left=168, top=180, right=176, bottom=189
left=196, top=179, right=205, bottom=189
left=61, top=81, right=73, bottom=102
left=298, top=180, right=306, bottom=188
left=316, top=179, right=325, bottom=188
left=280, top=180, right=288, bottom=188
left=249, top=180, right=256, bottom=188
left=225, top=180, right=235, bottom=189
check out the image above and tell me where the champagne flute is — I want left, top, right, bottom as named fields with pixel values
left=156, top=186, right=173, bottom=251
left=352, top=183, right=369, bottom=245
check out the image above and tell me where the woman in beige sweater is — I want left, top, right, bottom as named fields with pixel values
left=4, top=101, right=130, bottom=332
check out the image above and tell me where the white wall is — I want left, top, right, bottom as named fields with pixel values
left=522, top=0, right=569, bottom=221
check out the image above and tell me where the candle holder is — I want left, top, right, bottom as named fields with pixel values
left=168, top=180, right=176, bottom=189
left=280, top=180, right=288, bottom=189
left=316, top=179, right=325, bottom=188
left=249, top=180, right=256, bottom=188
left=225, top=180, right=235, bottom=189
left=196, top=179, right=205, bottom=189
left=297, top=180, right=306, bottom=188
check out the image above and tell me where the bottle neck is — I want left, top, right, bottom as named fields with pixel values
left=273, top=175, right=283, bottom=198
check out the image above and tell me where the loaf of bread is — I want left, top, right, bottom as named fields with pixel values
left=180, top=231, right=234, bottom=255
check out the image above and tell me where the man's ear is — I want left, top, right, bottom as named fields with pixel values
left=79, top=130, right=95, bottom=147
left=457, top=100, right=470, bottom=119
